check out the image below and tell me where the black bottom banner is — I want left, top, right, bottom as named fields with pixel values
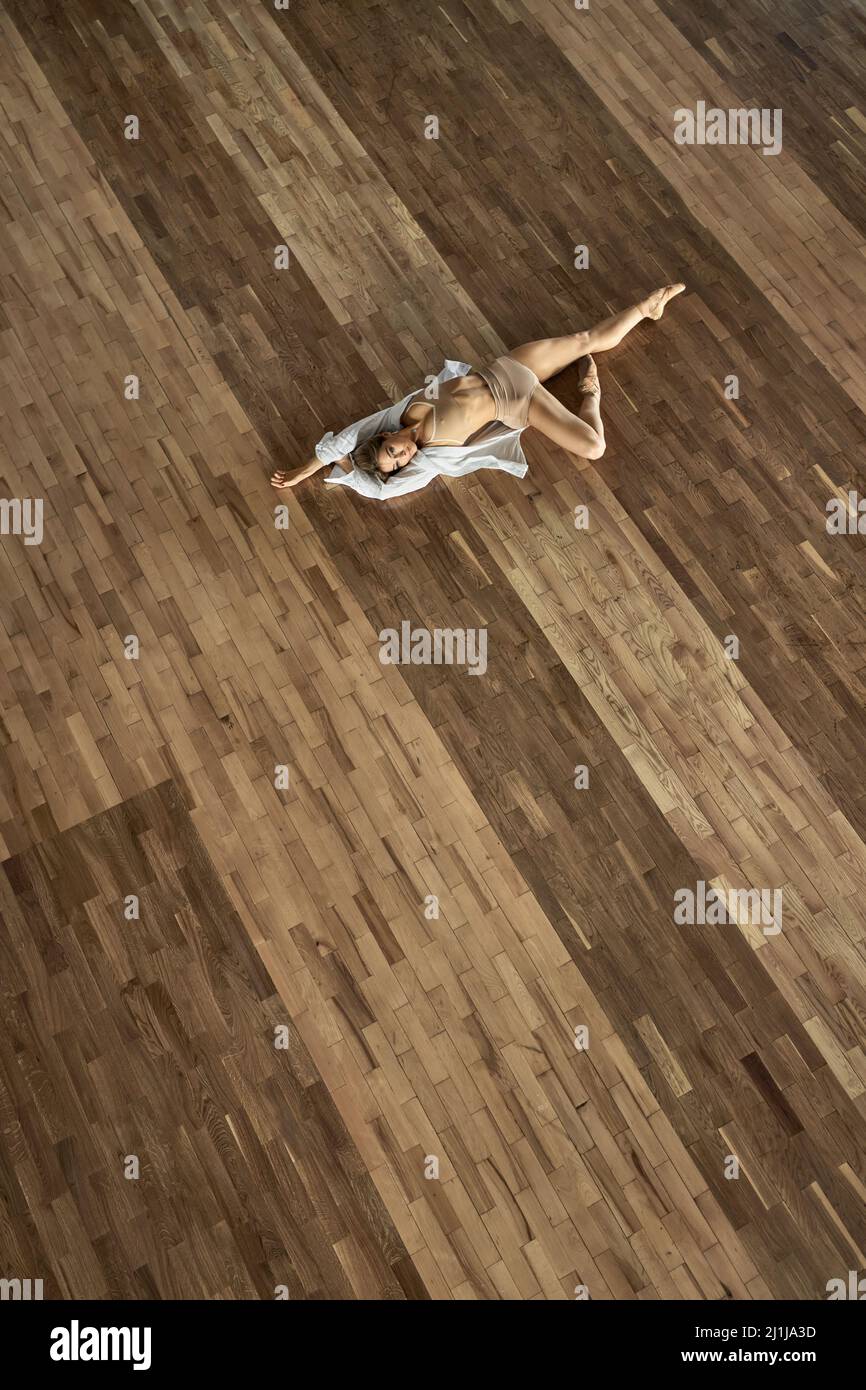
left=4, top=1296, right=858, bottom=1376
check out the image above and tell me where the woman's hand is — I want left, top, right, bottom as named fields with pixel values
left=271, top=468, right=304, bottom=490
left=271, top=458, right=323, bottom=490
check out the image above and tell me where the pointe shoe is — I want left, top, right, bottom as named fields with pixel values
left=577, top=354, right=600, bottom=396
left=643, top=282, right=686, bottom=320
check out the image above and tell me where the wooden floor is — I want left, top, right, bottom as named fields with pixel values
left=1, top=0, right=866, bottom=1301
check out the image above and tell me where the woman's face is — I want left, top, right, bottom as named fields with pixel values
left=377, top=427, right=418, bottom=474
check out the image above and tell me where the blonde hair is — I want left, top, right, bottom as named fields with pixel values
left=352, top=435, right=386, bottom=478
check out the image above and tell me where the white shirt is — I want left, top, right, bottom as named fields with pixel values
left=316, top=359, right=529, bottom=499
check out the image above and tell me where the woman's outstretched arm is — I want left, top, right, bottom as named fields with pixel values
left=271, top=455, right=347, bottom=490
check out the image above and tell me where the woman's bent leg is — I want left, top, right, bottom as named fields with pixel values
left=526, top=381, right=605, bottom=459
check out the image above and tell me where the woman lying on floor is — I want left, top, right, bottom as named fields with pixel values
left=271, top=285, right=685, bottom=499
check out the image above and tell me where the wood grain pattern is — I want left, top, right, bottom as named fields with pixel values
left=1, top=0, right=865, bottom=1300
left=0, top=780, right=420, bottom=1299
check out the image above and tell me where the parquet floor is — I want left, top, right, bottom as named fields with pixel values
left=1, top=0, right=865, bottom=1301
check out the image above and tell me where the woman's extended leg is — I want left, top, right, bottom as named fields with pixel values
left=527, top=358, right=606, bottom=459
left=507, top=283, right=684, bottom=383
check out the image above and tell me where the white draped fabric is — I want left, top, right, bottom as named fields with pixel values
left=315, top=359, right=529, bottom=500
